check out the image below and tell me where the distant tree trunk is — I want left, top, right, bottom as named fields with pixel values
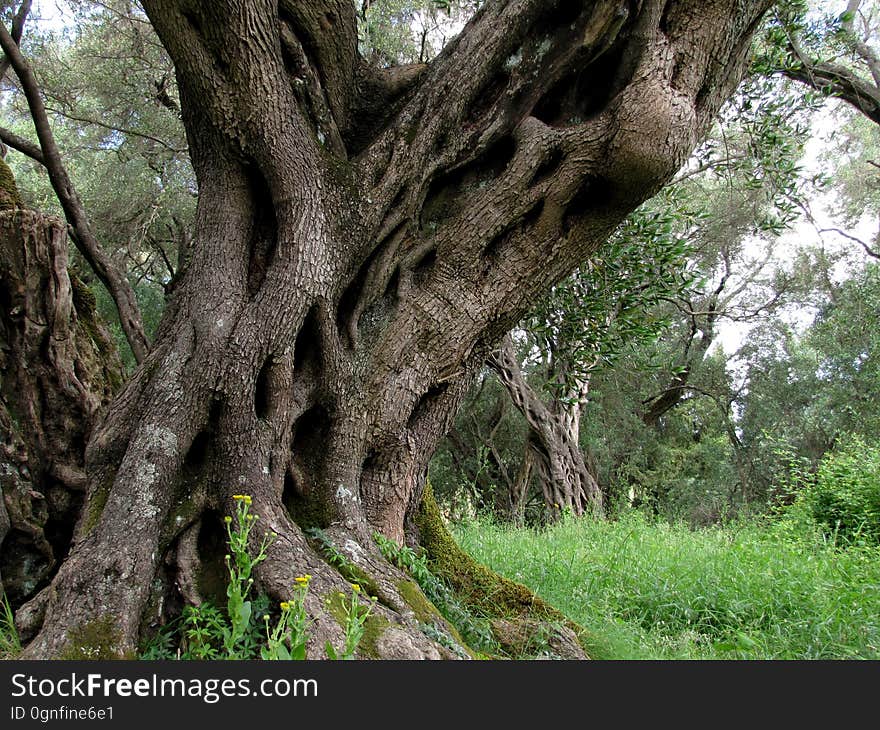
left=642, top=296, right=719, bottom=428
left=489, top=334, right=601, bottom=518
left=11, top=0, right=771, bottom=658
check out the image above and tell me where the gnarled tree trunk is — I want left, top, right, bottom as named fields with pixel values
left=15, top=0, right=771, bottom=658
left=0, top=210, right=122, bottom=614
left=489, top=334, right=602, bottom=518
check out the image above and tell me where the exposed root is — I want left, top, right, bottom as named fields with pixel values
left=416, top=483, right=592, bottom=659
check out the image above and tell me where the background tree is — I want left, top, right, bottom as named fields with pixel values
left=1, top=0, right=194, bottom=367
left=432, top=63, right=820, bottom=524
left=0, top=1, right=151, bottom=361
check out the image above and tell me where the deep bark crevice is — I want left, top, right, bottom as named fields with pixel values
left=194, top=509, right=230, bottom=604
left=467, top=69, right=511, bottom=124
left=245, top=166, right=280, bottom=299
left=293, top=305, right=322, bottom=374
left=562, top=174, right=617, bottom=235
left=419, top=135, right=517, bottom=232
left=483, top=198, right=546, bottom=261
left=529, top=146, right=565, bottom=188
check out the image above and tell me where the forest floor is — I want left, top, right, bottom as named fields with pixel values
left=454, top=511, right=880, bottom=659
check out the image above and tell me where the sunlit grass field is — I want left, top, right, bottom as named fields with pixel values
left=454, top=512, right=880, bottom=659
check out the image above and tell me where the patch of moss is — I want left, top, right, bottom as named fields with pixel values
left=357, top=613, right=391, bottom=659
left=82, top=482, right=112, bottom=535
left=396, top=579, right=442, bottom=624
left=59, top=616, right=133, bottom=660
left=323, top=590, right=390, bottom=659
left=337, top=563, right=381, bottom=600
left=324, top=590, right=350, bottom=626
left=416, top=482, right=597, bottom=657
left=69, top=269, right=98, bottom=320
left=0, top=158, right=23, bottom=210
left=404, top=121, right=419, bottom=145
left=285, top=490, right=334, bottom=532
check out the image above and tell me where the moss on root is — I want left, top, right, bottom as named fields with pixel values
left=82, top=481, right=112, bottom=536
left=58, top=616, right=133, bottom=660
left=337, top=564, right=382, bottom=600
left=284, top=491, right=334, bottom=532
left=0, top=158, right=23, bottom=210
left=396, top=579, right=442, bottom=624
left=416, top=482, right=595, bottom=658
left=357, top=614, right=391, bottom=659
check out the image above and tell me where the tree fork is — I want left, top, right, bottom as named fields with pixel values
left=16, top=0, right=772, bottom=657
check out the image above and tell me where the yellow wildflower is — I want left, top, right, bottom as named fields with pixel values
left=351, top=583, right=361, bottom=593
left=280, top=601, right=290, bottom=611
left=294, top=574, right=311, bottom=585
left=232, top=495, right=247, bottom=501
left=223, top=516, right=232, bottom=524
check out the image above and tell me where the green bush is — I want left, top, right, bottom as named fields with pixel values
left=783, top=436, right=880, bottom=546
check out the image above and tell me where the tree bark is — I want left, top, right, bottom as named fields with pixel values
left=14, top=0, right=772, bottom=658
left=0, top=210, right=122, bottom=614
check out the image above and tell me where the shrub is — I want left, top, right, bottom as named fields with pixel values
left=782, top=436, right=880, bottom=546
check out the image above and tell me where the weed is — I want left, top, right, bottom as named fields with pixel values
left=0, top=593, right=21, bottom=658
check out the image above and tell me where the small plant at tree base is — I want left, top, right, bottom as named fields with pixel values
left=0, top=592, right=21, bottom=658
left=306, top=527, right=353, bottom=570
left=326, top=584, right=377, bottom=660
left=139, top=494, right=278, bottom=660
left=222, top=494, right=276, bottom=658
left=141, top=496, right=372, bottom=661
left=261, top=575, right=311, bottom=660
left=182, top=603, right=227, bottom=659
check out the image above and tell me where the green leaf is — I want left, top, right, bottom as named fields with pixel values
left=239, top=600, right=252, bottom=628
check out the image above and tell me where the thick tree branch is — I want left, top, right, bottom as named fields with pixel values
left=0, top=123, right=43, bottom=163
left=784, top=59, right=880, bottom=125
left=783, top=9, right=880, bottom=126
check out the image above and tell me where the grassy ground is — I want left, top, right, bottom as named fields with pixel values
left=453, top=511, right=880, bottom=659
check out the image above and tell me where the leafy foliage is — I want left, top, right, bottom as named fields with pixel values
left=780, top=436, right=880, bottom=545
left=373, top=531, right=497, bottom=652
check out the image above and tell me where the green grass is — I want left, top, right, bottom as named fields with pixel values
left=1, top=593, right=21, bottom=659
left=453, top=512, right=880, bottom=659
